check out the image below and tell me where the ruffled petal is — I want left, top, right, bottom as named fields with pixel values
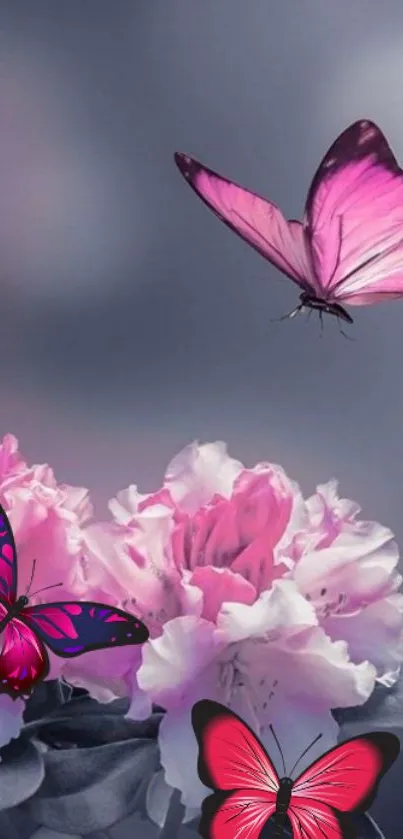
left=164, top=441, right=243, bottom=512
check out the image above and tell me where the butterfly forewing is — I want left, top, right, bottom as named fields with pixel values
left=0, top=509, right=18, bottom=605
left=21, top=601, right=149, bottom=656
left=175, top=153, right=316, bottom=293
left=192, top=699, right=279, bottom=793
left=291, top=733, right=400, bottom=811
left=192, top=701, right=279, bottom=839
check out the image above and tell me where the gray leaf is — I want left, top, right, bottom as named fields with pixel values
left=107, top=812, right=159, bottom=838
left=334, top=677, right=403, bottom=738
left=0, top=809, right=38, bottom=839
left=107, top=811, right=199, bottom=839
left=0, top=738, right=45, bottom=810
left=24, top=737, right=160, bottom=835
left=30, top=828, right=82, bottom=839
left=24, top=681, right=73, bottom=725
left=146, top=769, right=174, bottom=828
left=24, top=697, right=162, bottom=748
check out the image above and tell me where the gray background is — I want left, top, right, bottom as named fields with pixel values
left=0, top=1, right=402, bottom=836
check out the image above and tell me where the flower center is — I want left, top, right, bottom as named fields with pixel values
left=218, top=650, right=280, bottom=719
left=305, top=587, right=347, bottom=618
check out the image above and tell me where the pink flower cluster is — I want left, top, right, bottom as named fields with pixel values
left=0, top=434, right=402, bottom=812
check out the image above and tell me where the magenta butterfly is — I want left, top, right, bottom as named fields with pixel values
left=192, top=700, right=400, bottom=839
left=0, top=504, right=149, bottom=699
left=175, top=120, right=403, bottom=328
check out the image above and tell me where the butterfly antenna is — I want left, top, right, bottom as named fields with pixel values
left=269, top=724, right=287, bottom=776
left=25, top=559, right=37, bottom=596
left=270, top=304, right=305, bottom=323
left=289, top=733, right=323, bottom=778
left=29, top=582, right=64, bottom=598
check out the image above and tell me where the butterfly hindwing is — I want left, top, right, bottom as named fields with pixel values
left=21, top=601, right=149, bottom=656
left=287, top=802, right=353, bottom=839
left=304, top=119, right=403, bottom=304
left=0, top=599, right=48, bottom=697
left=200, top=789, right=277, bottom=839
left=175, top=153, right=315, bottom=292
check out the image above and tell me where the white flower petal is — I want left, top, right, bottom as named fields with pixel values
left=235, top=627, right=375, bottom=714
left=323, top=595, right=403, bottom=676
left=109, top=483, right=147, bottom=523
left=125, top=672, right=153, bottom=721
left=137, top=616, right=223, bottom=707
left=377, top=666, right=401, bottom=688
left=308, top=480, right=361, bottom=526
left=217, top=579, right=317, bottom=643
left=294, top=529, right=399, bottom=604
left=0, top=694, right=25, bottom=749
left=164, top=441, right=243, bottom=512
left=158, top=708, right=209, bottom=809
left=259, top=702, right=340, bottom=778
left=146, top=769, right=175, bottom=828
left=275, top=482, right=309, bottom=564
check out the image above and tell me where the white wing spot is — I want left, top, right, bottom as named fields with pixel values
left=358, top=124, right=376, bottom=145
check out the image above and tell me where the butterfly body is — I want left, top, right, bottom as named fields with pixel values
left=192, top=699, right=400, bottom=839
left=273, top=778, right=293, bottom=837
left=175, top=119, right=403, bottom=327
left=294, top=292, right=353, bottom=324
left=0, top=505, right=149, bottom=698
left=0, top=594, right=29, bottom=632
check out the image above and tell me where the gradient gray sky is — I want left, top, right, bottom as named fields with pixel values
left=0, top=2, right=403, bottom=830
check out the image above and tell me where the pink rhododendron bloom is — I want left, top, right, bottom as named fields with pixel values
left=73, top=441, right=298, bottom=695
left=0, top=433, right=93, bottom=727
left=139, top=586, right=374, bottom=808
left=287, top=480, right=403, bottom=680
left=0, top=433, right=92, bottom=600
left=71, top=440, right=402, bottom=812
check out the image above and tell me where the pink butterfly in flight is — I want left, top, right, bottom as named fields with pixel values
left=175, top=120, right=403, bottom=330
left=0, top=504, right=149, bottom=699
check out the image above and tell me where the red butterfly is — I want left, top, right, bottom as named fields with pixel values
left=0, top=504, right=149, bottom=699
left=175, top=120, right=403, bottom=332
left=191, top=700, right=400, bottom=839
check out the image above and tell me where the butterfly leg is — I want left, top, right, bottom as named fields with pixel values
left=318, top=309, right=324, bottom=337
left=271, top=304, right=305, bottom=323
left=336, top=316, right=355, bottom=341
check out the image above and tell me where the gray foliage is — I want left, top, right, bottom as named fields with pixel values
left=0, top=682, right=389, bottom=839
left=335, top=675, right=403, bottom=739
